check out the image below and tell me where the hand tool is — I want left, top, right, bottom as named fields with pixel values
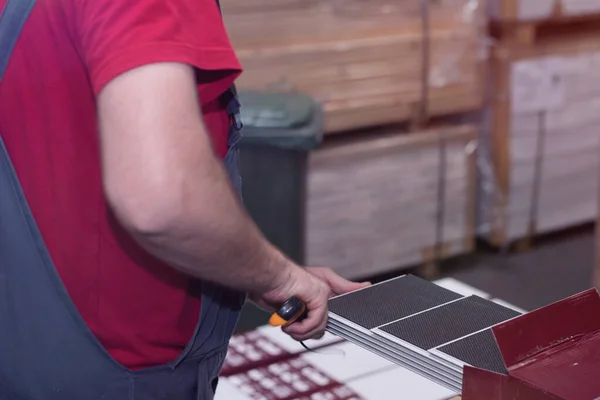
left=269, top=296, right=307, bottom=327
left=269, top=297, right=346, bottom=355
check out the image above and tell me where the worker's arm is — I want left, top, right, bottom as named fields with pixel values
left=97, top=62, right=329, bottom=340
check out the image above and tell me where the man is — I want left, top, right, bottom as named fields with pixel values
left=0, top=0, right=368, bottom=398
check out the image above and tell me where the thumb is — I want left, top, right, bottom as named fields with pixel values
left=329, top=279, right=370, bottom=295
left=312, top=268, right=371, bottom=296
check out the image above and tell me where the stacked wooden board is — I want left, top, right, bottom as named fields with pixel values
left=479, top=20, right=600, bottom=246
left=306, top=125, right=476, bottom=280
left=224, top=0, right=600, bottom=274
left=220, top=0, right=486, bottom=134
left=489, top=0, right=600, bottom=22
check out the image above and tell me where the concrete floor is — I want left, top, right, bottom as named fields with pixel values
left=235, top=227, right=597, bottom=332
left=440, top=229, right=596, bottom=311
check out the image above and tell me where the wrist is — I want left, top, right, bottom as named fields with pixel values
left=246, top=243, right=298, bottom=295
left=264, top=251, right=298, bottom=295
left=270, top=258, right=298, bottom=296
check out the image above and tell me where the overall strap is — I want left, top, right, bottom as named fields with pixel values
left=213, top=0, right=241, bottom=124
left=0, top=0, right=36, bottom=82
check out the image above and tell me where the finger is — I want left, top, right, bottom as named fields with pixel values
left=311, top=331, right=325, bottom=340
left=283, top=317, right=325, bottom=336
left=318, top=269, right=371, bottom=296
left=282, top=316, right=322, bottom=339
left=289, top=331, right=324, bottom=342
left=285, top=322, right=326, bottom=342
left=299, top=316, right=328, bottom=342
left=282, top=304, right=328, bottom=341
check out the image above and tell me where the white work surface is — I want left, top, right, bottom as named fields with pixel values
left=216, top=278, right=523, bottom=400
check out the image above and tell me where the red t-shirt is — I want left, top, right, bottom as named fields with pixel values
left=0, top=0, right=241, bottom=369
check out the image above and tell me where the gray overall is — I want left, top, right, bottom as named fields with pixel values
left=0, top=0, right=245, bottom=398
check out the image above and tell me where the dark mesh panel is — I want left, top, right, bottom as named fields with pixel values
left=379, top=296, right=521, bottom=349
left=328, top=275, right=462, bottom=329
left=438, top=329, right=508, bottom=374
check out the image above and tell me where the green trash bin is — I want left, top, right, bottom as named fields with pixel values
left=234, top=90, right=324, bottom=332
left=238, top=90, right=323, bottom=264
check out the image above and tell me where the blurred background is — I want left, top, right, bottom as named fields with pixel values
left=218, top=0, right=600, bottom=332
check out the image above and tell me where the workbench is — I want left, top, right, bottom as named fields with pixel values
left=215, top=278, right=525, bottom=400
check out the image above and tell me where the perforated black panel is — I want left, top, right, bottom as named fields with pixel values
left=328, top=275, right=462, bottom=330
left=438, top=329, right=508, bottom=374
left=379, top=296, right=520, bottom=350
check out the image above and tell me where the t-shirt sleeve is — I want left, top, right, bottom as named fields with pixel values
left=76, top=0, right=242, bottom=103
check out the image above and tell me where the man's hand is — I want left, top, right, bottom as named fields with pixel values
left=251, top=267, right=371, bottom=341
left=253, top=265, right=331, bottom=342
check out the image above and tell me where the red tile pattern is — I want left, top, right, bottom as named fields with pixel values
left=225, top=357, right=364, bottom=400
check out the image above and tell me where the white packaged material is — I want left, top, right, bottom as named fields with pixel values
left=510, top=58, right=566, bottom=114
left=479, top=48, right=600, bottom=245
left=490, top=0, right=600, bottom=21
left=306, top=126, right=476, bottom=279
left=518, top=0, right=556, bottom=20
left=562, top=0, right=600, bottom=16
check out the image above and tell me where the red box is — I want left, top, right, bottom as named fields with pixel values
left=462, top=288, right=600, bottom=400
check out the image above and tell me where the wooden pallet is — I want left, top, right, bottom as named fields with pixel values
left=305, top=124, right=477, bottom=280
left=490, top=0, right=600, bottom=23
left=479, top=31, right=600, bottom=248
left=220, top=0, right=486, bottom=134
left=490, top=13, right=600, bottom=47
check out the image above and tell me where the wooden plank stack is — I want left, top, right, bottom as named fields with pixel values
left=220, top=0, right=486, bottom=134
left=305, top=125, right=476, bottom=279
left=220, top=0, right=487, bottom=276
left=479, top=2, right=600, bottom=247
left=490, top=0, right=600, bottom=22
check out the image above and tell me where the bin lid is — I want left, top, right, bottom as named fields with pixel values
left=238, top=91, right=323, bottom=150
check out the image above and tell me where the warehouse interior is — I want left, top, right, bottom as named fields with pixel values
left=216, top=1, right=600, bottom=399
left=235, top=227, right=596, bottom=333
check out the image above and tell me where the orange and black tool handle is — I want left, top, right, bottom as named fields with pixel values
left=269, top=297, right=308, bottom=327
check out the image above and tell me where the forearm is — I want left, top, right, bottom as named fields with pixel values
left=125, top=153, right=293, bottom=294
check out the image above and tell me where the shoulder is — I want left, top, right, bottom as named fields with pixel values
left=72, top=0, right=241, bottom=96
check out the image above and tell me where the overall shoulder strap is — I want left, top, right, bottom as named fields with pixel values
left=213, top=0, right=238, bottom=98
left=0, top=0, right=36, bottom=83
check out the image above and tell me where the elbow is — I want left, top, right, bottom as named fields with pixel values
left=104, top=179, right=185, bottom=239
